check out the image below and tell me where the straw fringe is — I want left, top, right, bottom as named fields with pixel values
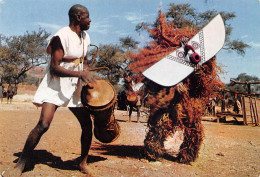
left=126, top=10, right=224, bottom=163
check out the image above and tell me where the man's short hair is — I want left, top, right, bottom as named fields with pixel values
left=68, top=4, right=88, bottom=22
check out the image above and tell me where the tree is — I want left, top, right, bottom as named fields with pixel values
left=0, top=28, right=51, bottom=84
left=88, top=44, right=125, bottom=85
left=86, top=36, right=140, bottom=86
left=119, top=36, right=140, bottom=76
left=166, top=3, right=197, bottom=28
left=136, top=3, right=250, bottom=56
left=119, top=36, right=139, bottom=50
left=227, top=73, right=260, bottom=94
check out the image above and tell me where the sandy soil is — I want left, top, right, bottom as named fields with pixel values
left=0, top=94, right=259, bottom=177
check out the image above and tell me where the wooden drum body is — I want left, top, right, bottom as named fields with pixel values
left=126, top=91, right=138, bottom=105
left=81, top=80, right=120, bottom=143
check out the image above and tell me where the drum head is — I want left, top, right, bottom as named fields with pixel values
left=127, top=95, right=137, bottom=103
left=127, top=92, right=137, bottom=104
left=81, top=80, right=115, bottom=108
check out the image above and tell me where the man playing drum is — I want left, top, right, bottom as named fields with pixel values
left=127, top=93, right=141, bottom=123
left=6, top=4, right=99, bottom=176
left=125, top=77, right=144, bottom=123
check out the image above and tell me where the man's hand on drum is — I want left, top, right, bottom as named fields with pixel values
left=79, top=70, right=100, bottom=84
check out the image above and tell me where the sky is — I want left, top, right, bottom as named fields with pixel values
left=0, top=0, right=259, bottom=83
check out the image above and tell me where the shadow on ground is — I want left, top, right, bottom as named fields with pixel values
left=91, top=144, right=178, bottom=163
left=13, top=144, right=179, bottom=173
left=13, top=150, right=106, bottom=173
left=91, top=144, right=143, bottom=159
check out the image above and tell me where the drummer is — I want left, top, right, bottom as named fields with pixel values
left=125, top=76, right=144, bottom=123
left=128, top=94, right=141, bottom=123
left=7, top=4, right=99, bottom=176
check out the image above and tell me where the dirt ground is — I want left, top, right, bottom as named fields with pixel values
left=0, top=94, right=260, bottom=177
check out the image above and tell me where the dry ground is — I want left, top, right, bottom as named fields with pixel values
left=0, top=93, right=259, bottom=177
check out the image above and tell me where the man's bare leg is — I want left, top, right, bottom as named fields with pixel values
left=69, top=107, right=94, bottom=176
left=128, top=105, right=133, bottom=122
left=5, top=103, right=57, bottom=176
left=137, top=106, right=140, bottom=123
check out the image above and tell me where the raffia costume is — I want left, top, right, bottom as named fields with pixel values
left=33, top=27, right=90, bottom=107
left=127, top=11, right=223, bottom=164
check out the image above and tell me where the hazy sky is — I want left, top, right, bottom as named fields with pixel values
left=0, top=0, right=259, bottom=83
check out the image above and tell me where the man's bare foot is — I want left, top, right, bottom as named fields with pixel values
left=79, top=162, right=95, bottom=177
left=3, top=158, right=27, bottom=176
left=1, top=164, right=24, bottom=177
left=127, top=117, right=132, bottom=122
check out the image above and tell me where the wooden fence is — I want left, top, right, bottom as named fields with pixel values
left=241, top=96, right=259, bottom=126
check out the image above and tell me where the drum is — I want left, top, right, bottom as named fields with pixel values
left=81, top=80, right=120, bottom=143
left=126, top=91, right=137, bottom=105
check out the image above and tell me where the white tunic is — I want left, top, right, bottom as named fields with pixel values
left=33, top=26, right=90, bottom=107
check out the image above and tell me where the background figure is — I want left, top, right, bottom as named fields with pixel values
left=221, top=96, right=228, bottom=112
left=125, top=77, right=144, bottom=123
left=209, top=97, right=216, bottom=116
left=0, top=82, right=3, bottom=103
left=233, top=94, right=241, bottom=114
left=117, top=91, right=127, bottom=110
left=128, top=94, right=141, bottom=123
left=7, top=83, right=14, bottom=104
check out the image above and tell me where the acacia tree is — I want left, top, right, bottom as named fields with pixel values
left=136, top=3, right=250, bottom=56
left=227, top=73, right=260, bottom=94
left=0, top=28, right=50, bottom=84
left=119, top=36, right=139, bottom=50
left=119, top=36, right=140, bottom=75
left=87, top=36, right=139, bottom=85
left=87, top=44, right=125, bottom=85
